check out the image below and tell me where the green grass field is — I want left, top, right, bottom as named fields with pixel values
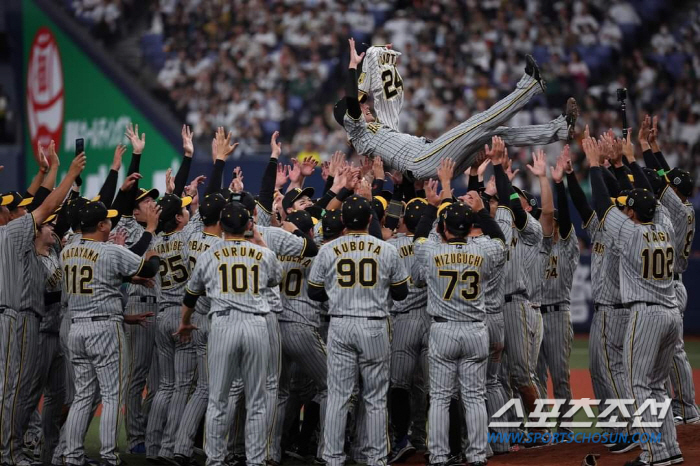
left=78, top=337, right=700, bottom=460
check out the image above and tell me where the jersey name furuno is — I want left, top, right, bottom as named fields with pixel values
left=183, top=232, right=224, bottom=315
left=413, top=236, right=506, bottom=322
left=388, top=234, right=427, bottom=315
left=60, top=239, right=144, bottom=317
left=358, top=46, right=404, bottom=132
left=0, top=214, right=37, bottom=310
left=278, top=255, right=326, bottom=327
left=308, top=233, right=408, bottom=318
left=601, top=207, right=677, bottom=308
left=186, top=240, right=282, bottom=316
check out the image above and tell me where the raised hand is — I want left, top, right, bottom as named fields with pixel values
left=638, top=115, right=651, bottom=148
left=484, top=135, right=506, bottom=165
left=425, top=179, right=441, bottom=207
left=582, top=136, right=600, bottom=167
left=300, top=157, right=317, bottom=177
left=321, top=162, right=330, bottom=181
left=485, top=176, right=497, bottom=196
left=68, top=153, right=87, bottom=179
left=35, top=141, right=49, bottom=173
left=125, top=123, right=146, bottom=155
left=288, top=160, right=302, bottom=184
left=143, top=203, right=161, bottom=233
left=372, top=156, right=385, bottom=182
left=348, top=38, right=365, bottom=69
left=551, top=146, right=568, bottom=183
left=621, top=129, right=635, bottom=163
left=329, top=151, right=345, bottom=177
left=120, top=172, right=142, bottom=192
left=502, top=150, right=519, bottom=181
left=346, top=167, right=362, bottom=190
left=463, top=190, right=484, bottom=211
left=182, top=125, right=194, bottom=158
left=275, top=164, right=290, bottom=190
left=231, top=167, right=244, bottom=193
left=437, top=158, right=455, bottom=183
left=46, top=140, right=59, bottom=169
left=476, top=157, right=491, bottom=180
left=165, top=168, right=175, bottom=194
left=332, top=166, right=350, bottom=192
left=185, top=175, right=206, bottom=198
left=111, top=144, right=126, bottom=171
left=526, top=149, right=548, bottom=178
left=360, top=156, right=373, bottom=177
left=356, top=179, right=372, bottom=200
left=270, top=131, right=282, bottom=159
left=214, top=127, right=238, bottom=161
left=388, top=170, right=403, bottom=186
left=649, top=115, right=659, bottom=148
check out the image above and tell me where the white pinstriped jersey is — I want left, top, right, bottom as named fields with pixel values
left=20, top=248, right=49, bottom=315
left=259, top=225, right=309, bottom=314
left=186, top=239, right=282, bottom=316
left=60, top=239, right=145, bottom=317
left=659, top=187, right=695, bottom=273
left=585, top=214, right=622, bottom=305
left=526, top=234, right=552, bottom=307
left=495, top=207, right=543, bottom=297
left=412, top=236, right=506, bottom=322
left=308, top=233, right=408, bottom=318
left=388, top=234, right=427, bottom=315
left=600, top=207, right=677, bottom=308
left=183, top=231, right=224, bottom=315
left=117, top=216, right=157, bottom=298
left=358, top=46, right=404, bottom=132
left=40, top=242, right=63, bottom=333
left=0, top=213, right=37, bottom=310
left=541, top=231, right=580, bottom=306
left=468, top=232, right=511, bottom=314
left=343, top=113, right=429, bottom=174
left=256, top=204, right=272, bottom=228
left=154, top=214, right=203, bottom=309
left=278, top=255, right=326, bottom=327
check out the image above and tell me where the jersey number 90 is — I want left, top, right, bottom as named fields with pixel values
left=337, top=258, right=378, bottom=287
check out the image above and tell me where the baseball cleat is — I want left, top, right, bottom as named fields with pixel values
left=129, top=443, right=146, bottom=455
left=650, top=458, right=672, bottom=466
left=609, top=440, right=639, bottom=454
left=565, top=97, right=578, bottom=141
left=684, top=415, right=700, bottom=424
left=673, top=416, right=683, bottom=425
left=667, top=454, right=684, bottom=464
left=524, top=54, right=545, bottom=91
left=388, top=437, right=416, bottom=464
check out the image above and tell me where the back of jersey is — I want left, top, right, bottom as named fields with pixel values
left=358, top=46, right=403, bottom=132
left=416, top=238, right=505, bottom=322
left=468, top=235, right=507, bottom=313
left=308, top=233, right=408, bottom=318
left=155, top=230, right=192, bottom=309
left=278, top=255, right=325, bottom=327
left=61, top=240, right=144, bottom=316
left=183, top=232, right=224, bottom=315
left=388, top=234, right=427, bottom=314
left=187, top=239, right=281, bottom=316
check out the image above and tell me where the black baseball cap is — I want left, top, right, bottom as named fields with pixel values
left=79, top=201, right=118, bottom=229
left=286, top=209, right=315, bottom=234
left=404, top=198, right=427, bottom=233
left=220, top=201, right=251, bottom=234
left=372, top=197, right=387, bottom=220
left=157, top=194, right=192, bottom=223
left=513, top=186, right=540, bottom=218
left=441, top=201, right=474, bottom=236
left=1, top=192, right=32, bottom=211
left=667, top=168, right=693, bottom=198
left=283, top=187, right=315, bottom=212
left=342, top=195, right=372, bottom=229
left=322, top=209, right=344, bottom=239
left=199, top=193, right=227, bottom=224
left=229, top=191, right=256, bottom=214
left=333, top=98, right=348, bottom=127
left=135, top=187, right=160, bottom=204
left=377, top=190, right=393, bottom=204
left=616, top=188, right=656, bottom=222
left=642, top=167, right=665, bottom=196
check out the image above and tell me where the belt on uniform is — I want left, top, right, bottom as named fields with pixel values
left=331, top=315, right=385, bottom=321
left=71, top=315, right=110, bottom=323
left=540, top=305, right=566, bottom=314
left=594, top=303, right=626, bottom=312
left=130, top=296, right=157, bottom=304
left=625, top=301, right=669, bottom=309
left=211, top=310, right=265, bottom=318
left=433, top=316, right=479, bottom=323
left=0, top=307, right=16, bottom=317
left=504, top=292, right=526, bottom=303
left=321, top=315, right=331, bottom=322
left=19, top=309, right=43, bottom=320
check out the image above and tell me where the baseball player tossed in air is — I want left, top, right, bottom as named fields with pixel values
left=176, top=201, right=282, bottom=466
left=308, top=195, right=409, bottom=466
left=412, top=192, right=506, bottom=466
left=336, top=38, right=577, bottom=180
left=585, top=131, right=683, bottom=466
left=60, top=200, right=160, bottom=466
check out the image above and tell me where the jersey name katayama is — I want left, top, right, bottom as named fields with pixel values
left=332, top=240, right=382, bottom=256
left=62, top=247, right=99, bottom=262
left=433, top=252, right=484, bottom=267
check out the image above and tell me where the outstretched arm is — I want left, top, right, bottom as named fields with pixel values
left=528, top=149, right=554, bottom=236
left=173, top=125, right=194, bottom=196
left=345, top=38, right=365, bottom=120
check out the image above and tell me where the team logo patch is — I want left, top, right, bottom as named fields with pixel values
left=26, top=27, right=64, bottom=156
left=628, top=198, right=634, bottom=206
left=358, top=72, right=366, bottom=85
left=529, top=199, right=537, bottom=207
left=674, top=177, right=681, bottom=185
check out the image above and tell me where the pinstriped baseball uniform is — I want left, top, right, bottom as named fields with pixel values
left=536, top=231, right=579, bottom=429
left=469, top=228, right=511, bottom=453
left=272, top=254, right=328, bottom=461
left=169, top=231, right=224, bottom=458
left=9, top=248, right=49, bottom=465
left=600, top=206, right=681, bottom=464
left=494, top=207, right=543, bottom=405
left=116, top=216, right=159, bottom=451
left=658, top=187, right=699, bottom=421
left=146, top=216, right=203, bottom=458
left=186, top=239, right=282, bottom=466
left=345, top=73, right=543, bottom=180
left=308, top=234, right=408, bottom=466
left=412, top=235, right=506, bottom=464
left=0, top=214, right=38, bottom=465
left=358, top=46, right=403, bottom=131
left=61, top=239, right=145, bottom=466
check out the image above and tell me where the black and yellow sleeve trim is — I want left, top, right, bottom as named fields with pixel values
left=599, top=205, right=616, bottom=229
left=582, top=211, right=595, bottom=230
left=308, top=280, right=324, bottom=288
left=516, top=211, right=530, bottom=232
left=300, top=237, right=308, bottom=257
left=133, top=257, right=146, bottom=277
left=392, top=277, right=410, bottom=287
left=658, top=184, right=670, bottom=202
left=255, top=200, right=272, bottom=215
left=185, top=287, right=204, bottom=296
left=346, top=110, right=362, bottom=122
